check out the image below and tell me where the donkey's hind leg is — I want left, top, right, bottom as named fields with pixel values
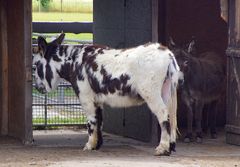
left=142, top=93, right=171, bottom=156
left=209, top=100, right=218, bottom=139
left=168, top=89, right=178, bottom=152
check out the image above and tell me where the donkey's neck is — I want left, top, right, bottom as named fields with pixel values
left=56, top=45, right=85, bottom=96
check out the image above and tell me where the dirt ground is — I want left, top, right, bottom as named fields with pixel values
left=0, top=129, right=240, bottom=167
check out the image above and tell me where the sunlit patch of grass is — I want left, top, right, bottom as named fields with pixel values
left=33, top=116, right=87, bottom=125
left=32, top=87, right=76, bottom=97
left=32, top=12, right=93, bottom=22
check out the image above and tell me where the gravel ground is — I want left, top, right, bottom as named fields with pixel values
left=0, top=129, right=240, bottom=167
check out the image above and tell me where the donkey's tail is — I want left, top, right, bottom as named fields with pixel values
left=162, top=55, right=182, bottom=140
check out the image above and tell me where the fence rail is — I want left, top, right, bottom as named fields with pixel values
left=32, top=33, right=92, bottom=44
left=32, top=21, right=93, bottom=34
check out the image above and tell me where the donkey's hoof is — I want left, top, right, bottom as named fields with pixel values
left=83, top=143, right=95, bottom=151
left=196, top=137, right=203, bottom=143
left=154, top=150, right=171, bottom=156
left=211, top=133, right=217, bottom=139
left=184, top=133, right=193, bottom=143
left=155, top=146, right=171, bottom=156
left=184, top=137, right=191, bottom=143
left=170, top=142, right=176, bottom=152
left=196, top=132, right=203, bottom=143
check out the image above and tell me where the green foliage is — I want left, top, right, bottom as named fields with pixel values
left=37, top=0, right=51, bottom=9
left=33, top=0, right=93, bottom=13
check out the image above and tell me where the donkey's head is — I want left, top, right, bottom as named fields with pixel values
left=32, top=33, right=65, bottom=94
left=168, top=37, right=196, bottom=73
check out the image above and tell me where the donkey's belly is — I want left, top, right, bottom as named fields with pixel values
left=98, top=94, right=145, bottom=108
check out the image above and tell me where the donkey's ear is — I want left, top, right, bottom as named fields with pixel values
left=168, top=37, right=176, bottom=49
left=38, top=36, right=47, bottom=54
left=53, top=33, right=65, bottom=45
left=183, top=60, right=188, bottom=67
left=187, top=40, right=195, bottom=54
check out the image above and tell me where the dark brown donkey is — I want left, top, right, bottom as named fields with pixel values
left=169, top=39, right=226, bottom=143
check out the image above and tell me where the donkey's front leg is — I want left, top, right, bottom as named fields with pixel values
left=84, top=104, right=103, bottom=150
left=182, top=95, right=194, bottom=143
left=195, top=100, right=204, bottom=143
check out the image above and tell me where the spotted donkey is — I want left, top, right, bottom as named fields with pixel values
left=32, top=33, right=183, bottom=156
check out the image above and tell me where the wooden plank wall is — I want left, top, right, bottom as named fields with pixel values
left=0, top=0, right=32, bottom=143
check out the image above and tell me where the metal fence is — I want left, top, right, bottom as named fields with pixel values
left=32, top=81, right=87, bottom=126
left=32, top=21, right=93, bottom=127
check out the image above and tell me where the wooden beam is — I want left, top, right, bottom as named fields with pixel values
left=152, top=0, right=158, bottom=42
left=0, top=0, right=8, bottom=135
left=158, top=0, right=166, bottom=44
left=236, top=0, right=240, bottom=41
left=23, top=0, right=33, bottom=143
left=32, top=22, right=93, bottom=34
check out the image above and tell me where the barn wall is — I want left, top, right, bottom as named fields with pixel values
left=93, top=0, right=152, bottom=48
left=0, top=0, right=32, bottom=143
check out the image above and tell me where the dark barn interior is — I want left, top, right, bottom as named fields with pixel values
left=163, top=0, right=228, bottom=128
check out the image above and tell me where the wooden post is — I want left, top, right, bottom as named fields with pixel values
left=226, top=0, right=240, bottom=146
left=220, top=0, right=228, bottom=22
left=2, top=0, right=33, bottom=143
left=152, top=0, right=158, bottom=42
left=0, top=0, right=9, bottom=135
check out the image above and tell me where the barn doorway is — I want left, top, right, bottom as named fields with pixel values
left=1, top=0, right=240, bottom=147
left=31, top=0, right=94, bottom=146
left=32, top=0, right=93, bottom=129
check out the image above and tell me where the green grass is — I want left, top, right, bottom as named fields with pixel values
left=33, top=12, right=93, bottom=22
left=32, top=87, right=76, bottom=97
left=33, top=116, right=87, bottom=125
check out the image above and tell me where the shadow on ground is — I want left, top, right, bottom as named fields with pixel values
left=0, top=129, right=240, bottom=167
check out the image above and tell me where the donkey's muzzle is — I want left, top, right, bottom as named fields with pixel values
left=36, top=84, right=47, bottom=94
left=178, top=78, right=184, bottom=86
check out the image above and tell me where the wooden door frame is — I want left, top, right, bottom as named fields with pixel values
left=0, top=0, right=32, bottom=143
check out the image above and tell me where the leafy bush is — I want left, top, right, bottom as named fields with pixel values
left=32, top=0, right=93, bottom=13
left=38, top=0, right=50, bottom=8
